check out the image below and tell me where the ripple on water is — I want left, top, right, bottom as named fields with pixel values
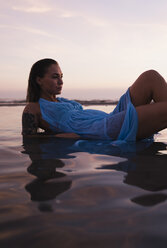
left=1, top=106, right=167, bottom=247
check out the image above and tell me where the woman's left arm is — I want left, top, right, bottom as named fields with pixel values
left=54, top=133, right=81, bottom=139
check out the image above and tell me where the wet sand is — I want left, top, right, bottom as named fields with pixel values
left=1, top=106, right=167, bottom=248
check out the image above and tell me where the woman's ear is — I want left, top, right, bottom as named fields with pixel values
left=36, top=77, right=42, bottom=86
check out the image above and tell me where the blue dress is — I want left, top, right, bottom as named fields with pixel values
left=39, top=88, right=138, bottom=141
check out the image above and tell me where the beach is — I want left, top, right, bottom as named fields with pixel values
left=1, top=104, right=167, bottom=248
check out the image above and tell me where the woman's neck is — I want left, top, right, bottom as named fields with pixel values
left=40, top=93, right=58, bottom=102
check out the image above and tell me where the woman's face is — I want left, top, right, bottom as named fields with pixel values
left=37, top=63, right=63, bottom=96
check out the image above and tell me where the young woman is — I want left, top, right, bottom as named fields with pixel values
left=22, top=58, right=167, bottom=141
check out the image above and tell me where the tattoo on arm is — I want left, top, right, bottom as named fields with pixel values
left=22, top=113, right=37, bottom=135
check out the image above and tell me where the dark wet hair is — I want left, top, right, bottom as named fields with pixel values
left=26, top=58, right=58, bottom=102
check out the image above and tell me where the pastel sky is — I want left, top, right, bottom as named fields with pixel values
left=1, top=0, right=167, bottom=99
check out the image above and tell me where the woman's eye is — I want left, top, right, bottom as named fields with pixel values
left=52, top=75, right=63, bottom=79
left=52, top=76, right=59, bottom=79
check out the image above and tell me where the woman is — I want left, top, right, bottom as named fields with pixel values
left=22, top=58, right=167, bottom=141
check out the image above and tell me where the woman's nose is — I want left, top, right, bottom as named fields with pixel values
left=58, top=78, right=63, bottom=85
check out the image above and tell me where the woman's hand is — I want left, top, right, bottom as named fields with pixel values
left=55, top=133, right=81, bottom=139
left=22, top=132, right=81, bottom=139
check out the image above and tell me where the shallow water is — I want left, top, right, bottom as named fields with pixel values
left=1, top=106, right=167, bottom=248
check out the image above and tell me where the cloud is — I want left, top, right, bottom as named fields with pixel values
left=55, top=6, right=108, bottom=27
left=0, top=24, right=52, bottom=37
left=12, top=6, right=51, bottom=13
left=60, top=11, right=74, bottom=18
left=84, top=16, right=108, bottom=27
left=6, top=0, right=108, bottom=28
left=11, top=0, right=51, bottom=13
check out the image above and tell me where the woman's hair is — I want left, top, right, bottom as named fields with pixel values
left=26, top=58, right=58, bottom=102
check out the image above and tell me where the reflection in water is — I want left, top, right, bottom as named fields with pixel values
left=25, top=178, right=72, bottom=202
left=22, top=136, right=167, bottom=207
left=27, top=159, right=65, bottom=180
left=124, top=142, right=167, bottom=192
left=131, top=193, right=167, bottom=207
left=98, top=142, right=167, bottom=206
left=22, top=137, right=75, bottom=209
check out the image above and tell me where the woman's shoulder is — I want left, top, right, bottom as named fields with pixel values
left=23, top=102, right=40, bottom=114
left=22, top=102, right=40, bottom=136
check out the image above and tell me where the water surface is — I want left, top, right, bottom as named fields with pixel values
left=1, top=106, right=167, bottom=248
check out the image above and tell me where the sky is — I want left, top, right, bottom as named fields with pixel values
left=1, top=0, right=167, bottom=99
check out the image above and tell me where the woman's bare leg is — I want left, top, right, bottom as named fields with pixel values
left=136, top=102, right=167, bottom=139
left=130, top=70, right=167, bottom=106
left=127, top=70, right=167, bottom=139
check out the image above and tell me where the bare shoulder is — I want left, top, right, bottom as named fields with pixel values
left=23, top=102, right=40, bottom=114
left=22, top=102, right=40, bottom=135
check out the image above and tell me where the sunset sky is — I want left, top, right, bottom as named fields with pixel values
left=1, top=0, right=167, bottom=99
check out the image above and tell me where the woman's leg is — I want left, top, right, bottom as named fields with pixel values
left=128, top=70, right=167, bottom=139
left=136, top=102, right=167, bottom=139
left=130, top=70, right=167, bottom=106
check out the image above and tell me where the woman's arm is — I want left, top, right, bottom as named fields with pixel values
left=22, top=104, right=80, bottom=139
left=54, top=133, right=81, bottom=139
left=22, top=103, right=42, bottom=136
left=22, top=112, right=38, bottom=135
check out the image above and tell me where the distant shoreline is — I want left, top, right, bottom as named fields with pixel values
left=0, top=99, right=118, bottom=107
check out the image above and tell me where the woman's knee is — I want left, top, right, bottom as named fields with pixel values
left=143, top=69, right=159, bottom=77
left=132, top=70, right=159, bottom=88
left=143, top=69, right=164, bottom=84
left=130, top=71, right=154, bottom=106
left=137, top=69, right=164, bottom=94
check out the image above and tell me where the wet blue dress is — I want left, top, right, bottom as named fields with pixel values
left=39, top=89, right=138, bottom=141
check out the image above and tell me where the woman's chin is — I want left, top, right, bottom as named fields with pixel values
left=56, top=91, right=62, bottom=95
